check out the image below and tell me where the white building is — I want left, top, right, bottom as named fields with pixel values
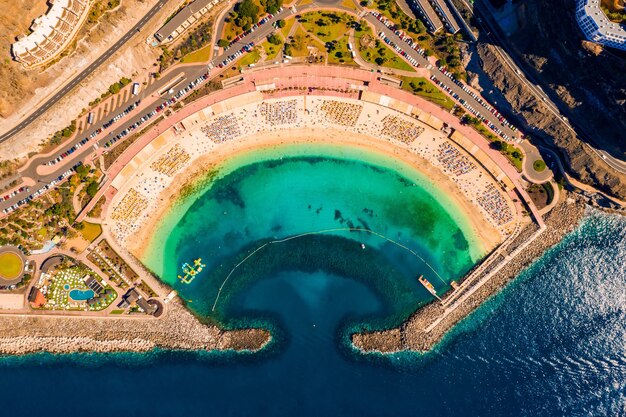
left=575, top=0, right=626, bottom=51
left=11, top=0, right=91, bottom=68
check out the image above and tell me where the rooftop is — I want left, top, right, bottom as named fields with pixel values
left=576, top=0, right=626, bottom=50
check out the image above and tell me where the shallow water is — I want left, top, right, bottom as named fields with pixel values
left=143, top=144, right=482, bottom=322
left=0, top=146, right=623, bottom=416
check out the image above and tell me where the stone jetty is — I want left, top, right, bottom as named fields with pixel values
left=353, top=193, right=588, bottom=353
left=0, top=301, right=270, bottom=355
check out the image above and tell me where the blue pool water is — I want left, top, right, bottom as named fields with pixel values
left=63, top=284, right=69, bottom=291
left=69, top=289, right=94, bottom=301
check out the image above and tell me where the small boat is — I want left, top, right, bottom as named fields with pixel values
left=360, top=243, right=366, bottom=249
left=418, top=275, right=442, bottom=301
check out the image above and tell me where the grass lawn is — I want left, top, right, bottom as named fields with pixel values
left=238, top=49, right=261, bottom=68
left=181, top=44, right=213, bottom=63
left=220, top=0, right=263, bottom=42
left=261, top=40, right=282, bottom=61
left=401, top=76, right=455, bottom=110
left=341, top=0, right=358, bottom=9
left=359, top=38, right=415, bottom=72
left=279, top=17, right=296, bottom=39
left=327, top=35, right=357, bottom=66
left=0, top=252, right=23, bottom=279
left=286, top=26, right=325, bottom=58
left=475, top=123, right=499, bottom=141
left=299, top=11, right=355, bottom=43
left=506, top=148, right=524, bottom=171
left=80, top=222, right=102, bottom=242
left=533, top=159, right=547, bottom=172
left=110, top=309, right=125, bottom=314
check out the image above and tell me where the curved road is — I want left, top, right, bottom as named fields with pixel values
left=467, top=0, right=626, bottom=174
left=0, top=0, right=170, bottom=144
left=0, top=2, right=558, bottom=214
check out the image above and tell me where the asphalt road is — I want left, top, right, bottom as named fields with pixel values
left=0, top=0, right=170, bottom=144
left=364, top=13, right=521, bottom=143
left=0, top=7, right=293, bottom=213
left=0, top=3, right=556, bottom=212
left=469, top=0, right=626, bottom=174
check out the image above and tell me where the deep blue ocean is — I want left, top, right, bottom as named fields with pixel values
left=1, top=210, right=624, bottom=417
left=2, top=146, right=625, bottom=416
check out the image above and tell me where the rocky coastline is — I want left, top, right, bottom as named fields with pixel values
left=0, top=301, right=271, bottom=355
left=352, top=193, right=589, bottom=353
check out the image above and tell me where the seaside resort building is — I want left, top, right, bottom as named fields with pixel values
left=154, top=0, right=222, bottom=43
left=575, top=0, right=626, bottom=51
left=11, top=0, right=91, bottom=68
left=410, top=0, right=460, bottom=34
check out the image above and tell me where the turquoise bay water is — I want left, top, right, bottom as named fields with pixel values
left=0, top=145, right=624, bottom=416
left=143, top=143, right=483, bottom=324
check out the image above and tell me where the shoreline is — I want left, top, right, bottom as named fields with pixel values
left=0, top=300, right=271, bottom=356
left=352, top=194, right=588, bottom=353
left=128, top=128, right=504, bottom=263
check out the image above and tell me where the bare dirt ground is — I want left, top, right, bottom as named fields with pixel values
left=0, top=0, right=186, bottom=159
left=0, top=0, right=52, bottom=117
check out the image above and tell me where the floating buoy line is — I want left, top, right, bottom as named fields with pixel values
left=210, top=227, right=448, bottom=312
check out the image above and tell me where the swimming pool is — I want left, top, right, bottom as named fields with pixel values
left=69, top=289, right=95, bottom=301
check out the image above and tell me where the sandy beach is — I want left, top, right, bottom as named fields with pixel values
left=127, top=128, right=503, bottom=260
left=103, top=96, right=517, bottom=265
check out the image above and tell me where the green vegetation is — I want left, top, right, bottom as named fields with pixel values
left=369, top=0, right=426, bottom=34
left=279, top=17, right=296, bottom=38
left=89, top=77, right=133, bottom=106
left=261, top=40, right=282, bottom=60
left=260, top=0, right=283, bottom=14
left=284, top=26, right=325, bottom=58
left=79, top=222, right=102, bottom=242
left=543, top=182, right=555, bottom=205
left=268, top=33, right=282, bottom=45
left=108, top=77, right=131, bottom=95
left=87, top=197, right=105, bottom=218
left=87, top=0, right=121, bottom=25
left=233, top=0, right=260, bottom=30
left=0, top=159, right=20, bottom=183
left=401, top=76, right=455, bottom=110
left=41, top=263, right=117, bottom=311
left=601, top=0, right=626, bottom=23
left=0, top=253, right=23, bottom=279
left=326, top=36, right=357, bottom=66
left=182, top=81, right=222, bottom=104
left=45, top=120, right=77, bottom=147
left=138, top=280, right=158, bottom=298
left=181, top=44, right=213, bottom=63
left=110, top=309, right=125, bottom=314
left=160, top=19, right=215, bottom=71
left=462, top=115, right=523, bottom=170
left=299, top=11, right=355, bottom=43
left=488, top=138, right=523, bottom=171
left=358, top=28, right=414, bottom=72
left=238, top=49, right=261, bottom=67
left=533, top=159, right=547, bottom=172
left=369, top=0, right=465, bottom=79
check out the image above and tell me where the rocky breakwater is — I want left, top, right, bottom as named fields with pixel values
left=0, top=301, right=271, bottom=355
left=352, top=194, right=587, bottom=353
